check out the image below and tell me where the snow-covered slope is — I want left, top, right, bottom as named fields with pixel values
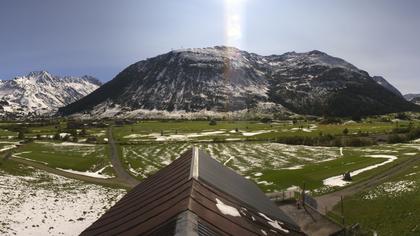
left=59, top=46, right=419, bottom=118
left=404, top=93, right=420, bottom=105
left=0, top=71, right=101, bottom=118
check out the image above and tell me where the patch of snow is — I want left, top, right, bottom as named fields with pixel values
left=0, top=144, right=17, bottom=152
left=363, top=180, right=417, bottom=199
left=36, top=141, right=95, bottom=147
left=56, top=166, right=113, bottom=179
left=323, top=155, right=398, bottom=187
left=223, top=156, right=234, bottom=165
left=242, top=130, right=273, bottom=136
left=59, top=133, right=71, bottom=138
left=254, top=172, right=263, bottom=177
left=225, top=138, right=242, bottom=141
left=0, top=169, right=125, bottom=236
left=258, top=212, right=289, bottom=233
left=281, top=165, right=304, bottom=170
left=215, top=198, right=241, bottom=217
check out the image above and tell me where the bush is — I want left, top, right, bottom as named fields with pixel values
left=388, top=134, right=406, bottom=144
left=209, top=120, right=217, bottom=126
left=343, top=128, right=349, bottom=135
left=260, top=117, right=272, bottom=123
left=395, top=113, right=409, bottom=120
left=408, top=128, right=420, bottom=140
left=17, top=131, right=25, bottom=139
left=53, top=133, right=61, bottom=140
left=344, top=137, right=375, bottom=147
left=86, top=136, right=98, bottom=143
left=392, top=127, right=411, bottom=134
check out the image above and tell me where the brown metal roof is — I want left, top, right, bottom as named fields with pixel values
left=80, top=148, right=305, bottom=236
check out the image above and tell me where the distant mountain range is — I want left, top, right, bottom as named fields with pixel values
left=0, top=71, right=101, bottom=118
left=59, top=46, right=419, bottom=118
left=404, top=93, right=420, bottom=105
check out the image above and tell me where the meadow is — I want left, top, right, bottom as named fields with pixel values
left=13, top=141, right=115, bottom=178
left=118, top=141, right=419, bottom=193
left=0, top=117, right=419, bottom=235
left=112, top=119, right=419, bottom=144
left=331, top=152, right=420, bottom=235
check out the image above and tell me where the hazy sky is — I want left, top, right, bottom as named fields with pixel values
left=1, top=0, right=419, bottom=93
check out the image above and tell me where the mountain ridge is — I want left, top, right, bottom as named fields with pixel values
left=59, top=46, right=419, bottom=118
left=0, top=71, right=102, bottom=118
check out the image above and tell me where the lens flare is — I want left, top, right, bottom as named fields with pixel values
left=224, top=0, right=245, bottom=48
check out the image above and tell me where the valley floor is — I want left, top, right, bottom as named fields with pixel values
left=0, top=118, right=420, bottom=235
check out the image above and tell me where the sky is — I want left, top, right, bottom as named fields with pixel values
left=0, top=0, right=419, bottom=93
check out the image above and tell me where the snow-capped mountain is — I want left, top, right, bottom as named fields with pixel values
left=0, top=71, right=101, bottom=117
left=59, top=46, right=419, bottom=117
left=371, top=76, right=403, bottom=97
left=404, top=93, right=420, bottom=105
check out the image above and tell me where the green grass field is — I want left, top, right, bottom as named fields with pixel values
left=13, top=141, right=114, bottom=176
left=118, top=141, right=420, bottom=192
left=0, top=128, right=17, bottom=138
left=332, top=158, right=420, bottom=235
left=112, top=120, right=417, bottom=143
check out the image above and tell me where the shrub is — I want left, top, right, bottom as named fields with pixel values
left=343, top=128, right=349, bottom=135
left=17, top=131, right=25, bottom=139
left=388, top=134, right=406, bottom=144
left=260, top=117, right=272, bottom=123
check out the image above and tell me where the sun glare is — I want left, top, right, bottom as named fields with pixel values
left=225, top=0, right=246, bottom=48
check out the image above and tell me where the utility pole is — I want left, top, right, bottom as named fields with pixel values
left=341, top=195, right=345, bottom=225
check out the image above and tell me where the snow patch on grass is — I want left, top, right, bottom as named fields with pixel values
left=0, top=169, right=125, bottom=236
left=323, top=155, right=398, bottom=187
left=242, top=130, right=273, bottom=136
left=363, top=180, right=417, bottom=200
left=56, top=165, right=113, bottom=179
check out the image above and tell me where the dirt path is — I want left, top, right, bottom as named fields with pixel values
left=4, top=129, right=140, bottom=189
left=10, top=157, right=133, bottom=188
left=315, top=156, right=420, bottom=214
left=107, top=127, right=140, bottom=187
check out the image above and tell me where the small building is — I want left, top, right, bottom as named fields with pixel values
left=81, top=148, right=306, bottom=235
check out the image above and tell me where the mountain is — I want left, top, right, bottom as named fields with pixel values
left=404, top=94, right=420, bottom=105
left=0, top=71, right=102, bottom=118
left=404, top=93, right=420, bottom=101
left=371, top=76, right=403, bottom=97
left=59, top=46, right=419, bottom=118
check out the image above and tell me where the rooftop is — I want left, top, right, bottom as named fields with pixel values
left=81, top=148, right=305, bottom=236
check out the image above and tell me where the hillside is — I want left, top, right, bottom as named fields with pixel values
left=59, top=46, right=419, bottom=117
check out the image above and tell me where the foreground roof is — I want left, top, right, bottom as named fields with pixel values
left=81, top=148, right=305, bottom=236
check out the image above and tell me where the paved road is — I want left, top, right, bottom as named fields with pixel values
left=107, top=127, right=140, bottom=188
left=315, top=156, right=420, bottom=214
